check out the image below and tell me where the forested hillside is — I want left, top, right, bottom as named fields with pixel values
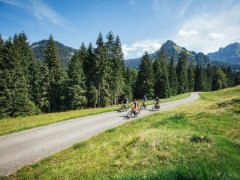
left=31, top=40, right=77, bottom=70
left=0, top=33, right=239, bottom=118
left=212, top=61, right=240, bottom=71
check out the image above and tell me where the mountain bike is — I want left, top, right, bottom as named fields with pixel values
left=127, top=108, right=140, bottom=118
left=140, top=101, right=147, bottom=110
left=119, top=104, right=130, bottom=112
left=152, top=103, right=160, bottom=111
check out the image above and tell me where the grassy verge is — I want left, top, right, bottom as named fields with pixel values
left=0, top=93, right=190, bottom=136
left=7, top=86, right=240, bottom=179
left=0, top=106, right=119, bottom=136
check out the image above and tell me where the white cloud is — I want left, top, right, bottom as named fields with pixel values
left=0, top=0, right=65, bottom=27
left=122, top=39, right=162, bottom=59
left=132, top=40, right=161, bottom=52
left=0, top=0, right=27, bottom=9
left=208, top=33, right=224, bottom=41
left=179, top=29, right=199, bottom=37
left=30, top=0, right=65, bottom=26
left=122, top=44, right=136, bottom=58
left=175, top=1, right=240, bottom=54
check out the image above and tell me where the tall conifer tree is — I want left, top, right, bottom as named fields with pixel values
left=0, top=35, right=37, bottom=117
left=111, top=34, right=125, bottom=104
left=194, top=64, right=204, bottom=91
left=135, top=52, right=154, bottom=98
left=29, top=61, right=49, bottom=112
left=67, top=51, right=86, bottom=109
left=212, top=66, right=227, bottom=90
left=124, top=67, right=138, bottom=100
left=84, top=43, right=98, bottom=107
left=169, top=57, right=178, bottom=95
left=95, top=33, right=111, bottom=107
left=205, top=63, right=213, bottom=91
left=188, top=64, right=195, bottom=92
left=44, top=35, right=65, bottom=112
left=153, top=57, right=170, bottom=98
left=176, top=51, right=188, bottom=93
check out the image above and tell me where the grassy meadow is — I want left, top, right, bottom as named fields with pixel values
left=6, top=86, right=240, bottom=179
left=0, top=93, right=190, bottom=136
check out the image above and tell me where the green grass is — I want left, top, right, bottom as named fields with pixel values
left=0, top=105, right=119, bottom=136
left=0, top=93, right=190, bottom=136
left=6, top=86, right=240, bottom=179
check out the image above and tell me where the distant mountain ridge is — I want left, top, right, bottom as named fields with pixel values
left=125, top=40, right=211, bottom=69
left=31, top=39, right=240, bottom=71
left=208, top=42, right=240, bottom=65
left=31, top=40, right=77, bottom=70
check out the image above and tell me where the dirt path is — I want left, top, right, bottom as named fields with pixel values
left=0, top=92, right=199, bottom=176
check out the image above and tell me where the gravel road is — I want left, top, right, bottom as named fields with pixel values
left=0, top=92, right=199, bottom=176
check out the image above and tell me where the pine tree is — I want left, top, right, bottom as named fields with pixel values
left=205, top=63, right=213, bottom=91
left=0, top=36, right=38, bottom=117
left=94, top=33, right=111, bottom=107
left=84, top=43, right=98, bottom=107
left=12, top=33, right=34, bottom=82
left=106, top=31, right=115, bottom=59
left=0, top=34, right=3, bottom=68
left=176, top=51, right=188, bottom=93
left=225, top=66, right=235, bottom=87
left=135, top=52, right=154, bottom=98
left=29, top=60, right=49, bottom=112
left=235, top=72, right=240, bottom=85
left=0, top=34, right=3, bottom=49
left=188, top=64, right=195, bottom=92
left=153, top=57, right=170, bottom=98
left=66, top=51, right=86, bottom=109
left=111, top=34, right=125, bottom=104
left=125, top=67, right=138, bottom=100
left=212, top=66, right=227, bottom=90
left=44, top=35, right=65, bottom=112
left=194, top=64, right=204, bottom=91
left=153, top=58, right=162, bottom=97
left=79, top=43, right=87, bottom=62
left=169, top=57, right=178, bottom=95
left=106, top=31, right=116, bottom=105
left=0, top=36, right=8, bottom=117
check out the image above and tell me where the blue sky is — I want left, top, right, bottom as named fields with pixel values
left=0, top=0, right=240, bottom=59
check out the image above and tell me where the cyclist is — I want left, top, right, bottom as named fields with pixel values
left=154, top=97, right=160, bottom=110
left=122, top=96, right=129, bottom=111
left=142, top=94, right=147, bottom=108
left=132, top=99, right=138, bottom=115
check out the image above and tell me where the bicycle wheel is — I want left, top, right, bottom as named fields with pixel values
left=152, top=106, right=156, bottom=111
left=127, top=111, right=132, bottom=118
left=138, top=109, right=141, bottom=115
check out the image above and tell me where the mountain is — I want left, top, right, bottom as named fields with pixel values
left=208, top=42, right=240, bottom=65
left=125, top=40, right=211, bottom=69
left=31, top=40, right=77, bottom=70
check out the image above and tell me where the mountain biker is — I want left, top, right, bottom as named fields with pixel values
left=122, top=96, right=129, bottom=111
left=154, top=97, right=160, bottom=109
left=142, top=94, right=147, bottom=109
left=132, top=99, right=138, bottom=115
